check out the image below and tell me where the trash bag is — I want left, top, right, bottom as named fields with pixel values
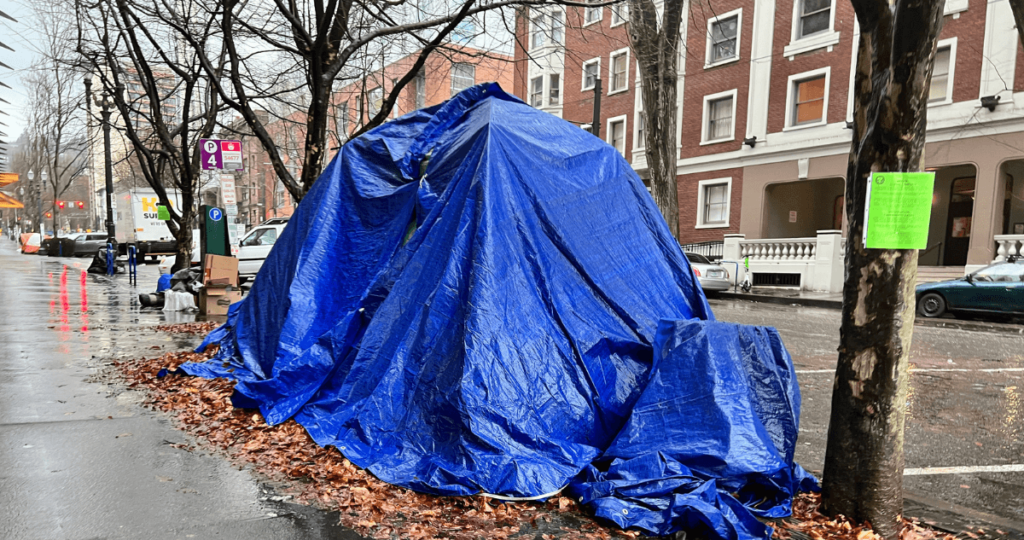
left=87, top=247, right=124, bottom=274
left=170, top=267, right=202, bottom=293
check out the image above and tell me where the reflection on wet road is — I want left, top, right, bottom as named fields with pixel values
left=709, top=297, right=1024, bottom=525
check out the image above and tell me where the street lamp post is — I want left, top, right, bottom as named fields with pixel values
left=27, top=169, right=43, bottom=234
left=85, top=76, right=118, bottom=243
left=41, top=169, right=52, bottom=238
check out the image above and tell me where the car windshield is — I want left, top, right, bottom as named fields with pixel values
left=971, top=262, right=1024, bottom=282
left=685, top=252, right=711, bottom=265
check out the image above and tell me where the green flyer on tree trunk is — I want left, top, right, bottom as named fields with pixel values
left=863, top=172, right=934, bottom=249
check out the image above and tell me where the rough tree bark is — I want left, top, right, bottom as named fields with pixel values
left=626, top=0, right=683, bottom=239
left=820, top=0, right=945, bottom=537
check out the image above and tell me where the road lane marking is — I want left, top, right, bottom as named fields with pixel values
left=904, top=464, right=1024, bottom=475
left=795, top=367, right=1024, bottom=374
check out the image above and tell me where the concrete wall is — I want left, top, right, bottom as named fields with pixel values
left=740, top=153, right=847, bottom=239
left=764, top=177, right=844, bottom=238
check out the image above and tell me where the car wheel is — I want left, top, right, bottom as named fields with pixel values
left=917, top=293, right=946, bottom=318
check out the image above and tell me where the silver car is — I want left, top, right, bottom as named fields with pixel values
left=685, top=252, right=731, bottom=293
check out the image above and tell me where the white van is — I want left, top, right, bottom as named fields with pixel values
left=237, top=217, right=290, bottom=284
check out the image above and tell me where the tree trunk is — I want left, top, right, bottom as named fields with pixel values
left=171, top=199, right=195, bottom=273
left=820, top=1, right=945, bottom=538
left=627, top=0, right=684, bottom=240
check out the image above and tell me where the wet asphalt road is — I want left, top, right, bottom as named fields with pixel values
left=0, top=240, right=361, bottom=540
left=2, top=237, right=1022, bottom=539
left=708, top=297, right=1024, bottom=529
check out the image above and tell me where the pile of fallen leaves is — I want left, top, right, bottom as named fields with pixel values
left=153, top=321, right=219, bottom=335
left=113, top=348, right=637, bottom=540
left=114, top=328, right=966, bottom=540
left=769, top=493, right=957, bottom=540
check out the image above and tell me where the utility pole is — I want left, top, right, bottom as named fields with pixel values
left=591, top=77, right=602, bottom=138
left=85, top=76, right=118, bottom=243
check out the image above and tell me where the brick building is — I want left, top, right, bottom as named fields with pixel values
left=515, top=0, right=1024, bottom=273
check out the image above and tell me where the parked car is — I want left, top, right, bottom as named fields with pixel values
left=237, top=217, right=289, bottom=284
left=916, top=259, right=1024, bottom=318
left=72, top=232, right=112, bottom=258
left=685, top=252, right=731, bottom=294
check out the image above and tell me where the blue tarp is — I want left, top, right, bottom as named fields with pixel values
left=183, top=83, right=814, bottom=539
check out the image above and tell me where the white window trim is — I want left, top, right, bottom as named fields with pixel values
left=633, top=91, right=645, bottom=150
left=704, top=7, right=743, bottom=69
left=530, top=15, right=546, bottom=50
left=700, top=88, right=738, bottom=145
left=606, top=114, right=628, bottom=155
left=610, top=3, right=627, bottom=27
left=582, top=57, right=601, bottom=91
left=696, top=177, right=732, bottom=229
left=928, top=37, right=957, bottom=107
left=529, top=76, right=544, bottom=107
left=583, top=2, right=603, bottom=27
left=784, top=0, right=840, bottom=59
left=608, top=47, right=630, bottom=95
left=945, top=0, right=968, bottom=17
left=546, top=73, right=563, bottom=108
left=783, top=66, right=831, bottom=131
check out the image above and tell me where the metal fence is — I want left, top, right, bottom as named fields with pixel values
left=679, top=240, right=724, bottom=261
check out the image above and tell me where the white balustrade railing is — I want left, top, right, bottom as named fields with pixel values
left=994, top=234, right=1024, bottom=262
left=739, top=238, right=818, bottom=262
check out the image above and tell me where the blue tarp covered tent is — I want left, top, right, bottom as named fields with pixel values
left=183, top=83, right=814, bottom=539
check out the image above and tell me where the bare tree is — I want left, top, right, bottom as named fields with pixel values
left=74, top=0, right=229, bottom=270
left=819, top=0, right=946, bottom=538
left=20, top=5, right=89, bottom=237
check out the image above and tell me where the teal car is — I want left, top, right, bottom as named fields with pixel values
left=916, top=259, right=1024, bottom=318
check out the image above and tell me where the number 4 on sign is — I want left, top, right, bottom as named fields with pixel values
left=208, top=154, right=217, bottom=167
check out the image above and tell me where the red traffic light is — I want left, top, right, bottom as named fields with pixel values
left=45, top=212, right=52, bottom=218
left=76, top=201, right=84, bottom=209
left=57, top=201, right=65, bottom=209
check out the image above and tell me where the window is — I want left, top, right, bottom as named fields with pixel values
left=611, top=3, right=627, bottom=25
left=797, top=0, right=831, bottom=39
left=368, top=87, right=382, bottom=117
left=530, top=77, right=544, bottom=107
left=584, top=0, right=602, bottom=25
left=451, top=63, right=475, bottom=96
left=242, top=227, right=277, bottom=247
left=531, top=15, right=546, bottom=48
left=929, top=40, right=955, bottom=104
left=548, top=74, right=560, bottom=105
left=705, top=96, right=734, bottom=142
left=582, top=58, right=600, bottom=91
left=609, top=49, right=629, bottom=93
left=636, top=113, right=645, bottom=149
left=701, top=89, right=737, bottom=144
left=453, top=20, right=475, bottom=43
left=336, top=102, right=348, bottom=137
left=786, top=69, right=829, bottom=128
left=607, top=116, right=626, bottom=155
left=708, top=12, right=740, bottom=65
left=415, top=71, right=426, bottom=109
left=274, top=181, right=286, bottom=209
left=550, top=12, right=564, bottom=44
left=696, top=178, right=732, bottom=228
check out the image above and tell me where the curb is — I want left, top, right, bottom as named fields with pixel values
left=715, top=292, right=1024, bottom=335
left=904, top=490, right=1024, bottom=540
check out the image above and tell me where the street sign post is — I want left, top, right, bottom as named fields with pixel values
left=200, top=139, right=244, bottom=171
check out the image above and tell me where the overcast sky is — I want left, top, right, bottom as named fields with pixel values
left=1, top=0, right=44, bottom=145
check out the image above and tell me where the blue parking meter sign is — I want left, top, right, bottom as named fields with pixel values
left=209, top=207, right=223, bottom=222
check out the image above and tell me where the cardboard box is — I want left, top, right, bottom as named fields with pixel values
left=199, top=286, right=242, bottom=316
left=203, top=254, right=238, bottom=286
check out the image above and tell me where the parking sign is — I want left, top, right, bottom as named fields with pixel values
left=200, top=139, right=244, bottom=171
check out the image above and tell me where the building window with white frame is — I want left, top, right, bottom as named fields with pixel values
left=611, top=3, right=627, bottom=25
left=415, top=70, right=426, bottom=109
left=368, top=87, right=383, bottom=117
left=929, top=42, right=954, bottom=104
left=531, top=15, right=546, bottom=48
left=635, top=113, right=645, bottom=149
left=797, top=0, right=831, bottom=39
left=701, top=90, right=736, bottom=144
left=451, top=63, right=475, bottom=96
left=582, top=58, right=600, bottom=90
left=609, top=49, right=628, bottom=93
left=584, top=0, right=602, bottom=25
left=548, top=74, right=561, bottom=105
left=550, top=12, right=564, bottom=44
left=607, top=116, right=626, bottom=155
left=708, top=12, right=739, bottom=64
left=530, top=77, right=544, bottom=107
left=791, top=74, right=826, bottom=126
left=336, top=102, right=348, bottom=138
left=696, top=178, right=731, bottom=227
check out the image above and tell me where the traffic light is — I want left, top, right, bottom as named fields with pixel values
left=57, top=200, right=65, bottom=210
left=45, top=211, right=52, bottom=219
left=76, top=201, right=84, bottom=209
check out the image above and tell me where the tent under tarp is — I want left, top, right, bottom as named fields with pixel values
left=183, top=84, right=815, bottom=539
